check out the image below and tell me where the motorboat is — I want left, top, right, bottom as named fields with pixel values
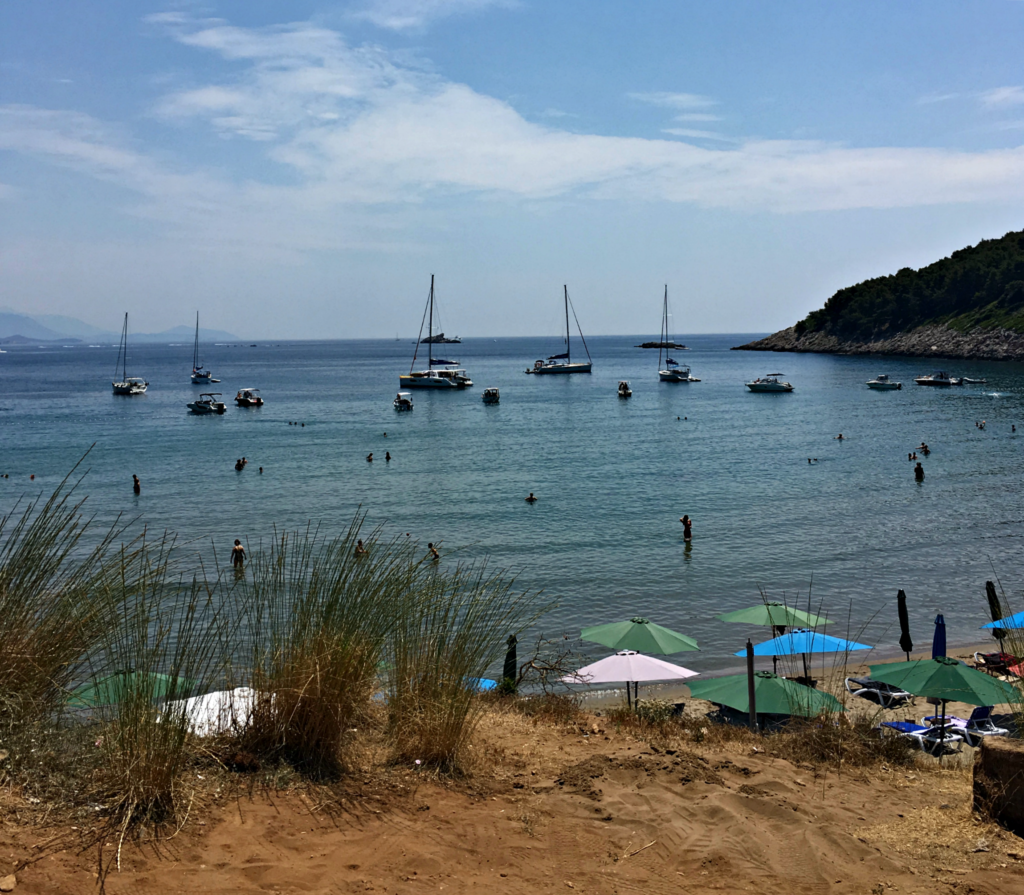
left=190, top=312, right=219, bottom=384
left=482, top=387, right=500, bottom=404
left=187, top=393, right=227, bottom=414
left=867, top=374, right=902, bottom=390
left=914, top=371, right=961, bottom=387
left=111, top=313, right=148, bottom=395
left=401, top=275, right=472, bottom=388
left=655, top=286, right=700, bottom=382
left=526, top=285, right=593, bottom=374
left=618, top=381, right=632, bottom=398
left=235, top=388, right=264, bottom=407
left=746, top=374, right=793, bottom=392
left=393, top=391, right=414, bottom=411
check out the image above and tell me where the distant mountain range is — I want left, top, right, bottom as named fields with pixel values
left=0, top=310, right=240, bottom=344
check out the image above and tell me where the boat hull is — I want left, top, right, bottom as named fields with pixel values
left=746, top=382, right=793, bottom=392
left=112, top=381, right=147, bottom=395
left=188, top=403, right=226, bottom=414
left=914, top=379, right=954, bottom=387
left=526, top=363, right=592, bottom=374
left=400, top=374, right=460, bottom=389
left=867, top=382, right=901, bottom=390
left=660, top=370, right=700, bottom=382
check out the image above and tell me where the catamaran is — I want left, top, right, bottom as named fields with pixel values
left=400, top=275, right=472, bottom=389
left=526, top=286, right=593, bottom=374
left=657, top=285, right=700, bottom=382
left=191, top=313, right=219, bottom=384
left=111, top=313, right=148, bottom=395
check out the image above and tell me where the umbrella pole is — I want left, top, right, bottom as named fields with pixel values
left=626, top=681, right=632, bottom=711
left=746, top=640, right=757, bottom=731
left=802, top=652, right=810, bottom=682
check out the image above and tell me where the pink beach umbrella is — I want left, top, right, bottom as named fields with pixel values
left=564, top=650, right=699, bottom=708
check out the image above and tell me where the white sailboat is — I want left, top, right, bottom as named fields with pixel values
left=191, top=313, right=219, bottom=384
left=111, top=313, right=148, bottom=395
left=400, top=275, right=472, bottom=389
left=526, top=286, right=593, bottom=374
left=657, top=286, right=699, bottom=382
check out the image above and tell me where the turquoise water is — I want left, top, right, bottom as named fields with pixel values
left=2, top=335, right=1023, bottom=671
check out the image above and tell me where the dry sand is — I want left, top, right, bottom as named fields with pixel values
left=1, top=698, right=1021, bottom=895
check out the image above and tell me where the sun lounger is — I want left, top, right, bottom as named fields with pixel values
left=921, top=705, right=1010, bottom=748
left=879, top=720, right=963, bottom=755
left=973, top=652, right=1020, bottom=676
left=845, top=676, right=914, bottom=709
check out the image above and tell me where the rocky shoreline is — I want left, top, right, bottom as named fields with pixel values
left=733, top=324, right=1024, bottom=362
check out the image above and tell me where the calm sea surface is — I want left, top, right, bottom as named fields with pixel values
left=2, top=335, right=1023, bottom=672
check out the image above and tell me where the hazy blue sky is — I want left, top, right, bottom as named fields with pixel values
left=3, top=1, right=1024, bottom=339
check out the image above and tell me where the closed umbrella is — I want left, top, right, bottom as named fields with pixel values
left=688, top=671, right=843, bottom=719
left=581, top=617, right=699, bottom=654
left=897, top=589, right=914, bottom=659
left=985, top=581, right=1007, bottom=645
left=735, top=629, right=872, bottom=683
left=932, top=614, right=946, bottom=659
left=503, top=634, right=518, bottom=691
left=563, top=650, right=698, bottom=709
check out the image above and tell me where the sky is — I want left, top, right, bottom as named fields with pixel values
left=2, top=1, right=1024, bottom=339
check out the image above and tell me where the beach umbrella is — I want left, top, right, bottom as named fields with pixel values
left=869, top=655, right=1019, bottom=711
left=981, top=610, right=1024, bottom=630
left=717, top=601, right=832, bottom=632
left=985, top=581, right=1007, bottom=644
left=67, top=671, right=198, bottom=708
left=897, top=589, right=914, bottom=659
left=932, top=614, right=946, bottom=659
left=563, top=650, right=698, bottom=709
left=581, top=617, right=699, bottom=654
left=735, top=629, right=872, bottom=682
left=165, top=686, right=257, bottom=736
left=688, top=671, right=843, bottom=718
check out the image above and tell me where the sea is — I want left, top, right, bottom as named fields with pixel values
left=2, top=335, right=1023, bottom=674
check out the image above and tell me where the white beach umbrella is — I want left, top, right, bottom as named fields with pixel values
left=564, top=650, right=698, bottom=708
left=165, top=686, right=258, bottom=736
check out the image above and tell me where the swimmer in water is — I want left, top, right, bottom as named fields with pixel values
left=259, top=466, right=263, bottom=474
left=914, top=462, right=925, bottom=482
left=525, top=492, right=538, bottom=503
left=132, top=474, right=140, bottom=495
left=428, top=542, right=440, bottom=561
left=366, top=452, right=373, bottom=462
left=231, top=539, right=246, bottom=568
left=835, top=433, right=844, bottom=440
left=680, top=514, right=692, bottom=542
left=355, top=539, right=367, bottom=556
left=385, top=451, right=391, bottom=462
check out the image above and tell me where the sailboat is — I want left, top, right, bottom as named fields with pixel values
left=525, top=286, right=593, bottom=374
left=191, top=313, right=219, bottom=384
left=111, top=313, right=148, bottom=395
left=400, top=275, right=472, bottom=389
left=657, top=286, right=699, bottom=382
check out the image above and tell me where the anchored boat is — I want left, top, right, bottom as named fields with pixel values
left=746, top=373, right=794, bottom=393
left=526, top=285, right=593, bottom=374
left=111, top=313, right=148, bottom=395
left=187, top=393, right=227, bottom=414
left=867, top=374, right=902, bottom=390
left=401, top=276, right=472, bottom=389
left=657, top=286, right=700, bottom=382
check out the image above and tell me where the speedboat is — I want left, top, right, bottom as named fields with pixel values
left=235, top=388, right=264, bottom=407
left=618, top=380, right=632, bottom=398
left=401, top=275, right=473, bottom=388
left=914, top=371, right=961, bottom=387
left=187, top=393, right=227, bottom=414
left=746, top=374, right=793, bottom=392
left=393, top=392, right=414, bottom=411
left=526, top=285, right=593, bottom=374
left=867, top=374, right=902, bottom=390
left=482, top=387, right=500, bottom=404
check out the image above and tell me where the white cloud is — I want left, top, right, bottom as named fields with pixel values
left=350, top=0, right=516, bottom=31
left=627, top=92, right=718, bottom=111
left=673, top=113, right=722, bottom=123
left=980, top=86, right=1024, bottom=108
left=662, top=128, right=733, bottom=142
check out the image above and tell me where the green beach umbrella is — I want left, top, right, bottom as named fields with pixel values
left=67, top=671, right=198, bottom=708
left=717, top=601, right=832, bottom=630
left=868, top=655, right=1019, bottom=707
left=688, top=671, right=843, bottom=717
left=581, top=617, right=699, bottom=654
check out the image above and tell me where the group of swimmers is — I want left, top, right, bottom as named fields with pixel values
left=366, top=452, right=392, bottom=462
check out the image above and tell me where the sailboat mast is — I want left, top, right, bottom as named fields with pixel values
left=122, top=313, right=128, bottom=381
left=428, top=274, right=434, bottom=371
left=660, top=286, right=667, bottom=370
left=564, top=285, right=570, bottom=365
left=193, top=312, right=199, bottom=371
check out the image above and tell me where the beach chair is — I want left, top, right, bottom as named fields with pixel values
left=973, top=652, right=1019, bottom=676
left=921, top=706, right=1010, bottom=748
left=879, top=721, right=963, bottom=755
left=845, top=676, right=914, bottom=709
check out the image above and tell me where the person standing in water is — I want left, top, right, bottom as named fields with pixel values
left=132, top=474, right=141, bottom=495
left=914, top=462, right=925, bottom=482
left=680, top=515, right=692, bottom=542
left=231, top=539, right=246, bottom=568
left=427, top=542, right=440, bottom=561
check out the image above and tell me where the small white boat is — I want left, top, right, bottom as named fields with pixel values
left=111, top=313, right=148, bottom=394
left=482, top=387, right=500, bottom=404
left=188, top=392, right=226, bottom=414
left=746, top=373, right=793, bottom=392
left=618, top=380, right=632, bottom=398
left=393, top=391, right=414, bottom=411
left=190, top=313, right=220, bottom=384
left=867, top=374, right=902, bottom=390
left=914, top=371, right=961, bottom=387
left=235, top=388, right=264, bottom=407
left=526, top=285, right=593, bottom=375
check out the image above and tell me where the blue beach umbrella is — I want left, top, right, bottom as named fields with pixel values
left=932, top=614, right=946, bottom=659
left=735, top=629, right=873, bottom=682
left=982, top=610, right=1024, bottom=630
